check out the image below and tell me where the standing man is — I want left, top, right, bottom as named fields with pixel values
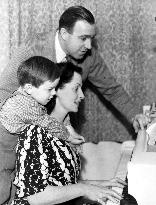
left=0, top=5, right=141, bottom=204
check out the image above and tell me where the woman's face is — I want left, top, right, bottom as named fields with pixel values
left=56, top=72, right=84, bottom=113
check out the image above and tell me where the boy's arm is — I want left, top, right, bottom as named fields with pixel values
left=66, top=124, right=85, bottom=145
left=0, top=94, right=83, bottom=143
left=0, top=95, right=66, bottom=139
left=55, top=114, right=85, bottom=144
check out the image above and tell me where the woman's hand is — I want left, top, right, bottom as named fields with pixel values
left=100, top=178, right=126, bottom=188
left=83, top=183, right=123, bottom=204
left=82, top=178, right=126, bottom=189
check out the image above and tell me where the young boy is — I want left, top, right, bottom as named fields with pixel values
left=0, top=56, right=84, bottom=204
left=0, top=56, right=84, bottom=144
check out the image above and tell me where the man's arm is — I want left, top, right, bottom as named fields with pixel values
left=84, top=48, right=140, bottom=123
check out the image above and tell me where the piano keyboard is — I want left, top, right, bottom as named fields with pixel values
left=106, top=141, right=135, bottom=205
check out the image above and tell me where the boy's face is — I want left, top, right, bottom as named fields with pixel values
left=31, top=78, right=60, bottom=105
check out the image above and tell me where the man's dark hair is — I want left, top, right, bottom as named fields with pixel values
left=59, top=6, right=95, bottom=33
left=56, top=62, right=82, bottom=90
left=17, top=56, right=62, bottom=88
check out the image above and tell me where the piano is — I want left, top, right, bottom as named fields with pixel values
left=107, top=121, right=156, bottom=205
left=79, top=111, right=156, bottom=205
left=128, top=123, right=156, bottom=205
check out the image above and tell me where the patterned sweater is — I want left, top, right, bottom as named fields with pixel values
left=0, top=88, right=69, bottom=140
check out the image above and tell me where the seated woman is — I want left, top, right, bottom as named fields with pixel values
left=11, top=62, right=125, bottom=205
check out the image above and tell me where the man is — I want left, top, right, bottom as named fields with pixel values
left=0, top=5, right=141, bottom=204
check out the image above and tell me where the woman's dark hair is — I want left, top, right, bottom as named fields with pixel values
left=46, top=62, right=82, bottom=113
left=56, top=62, right=82, bottom=90
left=59, top=6, right=95, bottom=33
left=17, top=56, right=62, bottom=87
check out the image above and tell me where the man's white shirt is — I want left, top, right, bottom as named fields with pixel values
left=55, top=31, right=67, bottom=63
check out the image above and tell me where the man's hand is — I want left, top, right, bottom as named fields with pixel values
left=133, top=114, right=150, bottom=133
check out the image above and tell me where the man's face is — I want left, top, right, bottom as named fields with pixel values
left=64, top=20, right=96, bottom=60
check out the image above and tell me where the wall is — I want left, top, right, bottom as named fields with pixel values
left=0, top=0, right=9, bottom=75
left=1, top=0, right=156, bottom=142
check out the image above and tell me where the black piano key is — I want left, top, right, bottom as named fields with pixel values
left=120, top=177, right=138, bottom=205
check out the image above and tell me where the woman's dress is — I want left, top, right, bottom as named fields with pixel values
left=11, top=124, right=80, bottom=205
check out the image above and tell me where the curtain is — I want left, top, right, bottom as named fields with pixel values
left=1, top=0, right=156, bottom=142
left=0, top=0, right=9, bottom=75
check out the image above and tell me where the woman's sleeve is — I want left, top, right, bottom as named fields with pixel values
left=14, top=125, right=50, bottom=198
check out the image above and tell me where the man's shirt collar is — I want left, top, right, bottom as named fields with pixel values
left=55, top=31, right=66, bottom=63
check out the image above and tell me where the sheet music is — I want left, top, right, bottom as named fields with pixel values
left=106, top=141, right=135, bottom=205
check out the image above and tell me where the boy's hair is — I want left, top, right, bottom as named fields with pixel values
left=17, top=56, right=62, bottom=87
left=59, top=5, right=95, bottom=34
left=56, top=62, right=82, bottom=90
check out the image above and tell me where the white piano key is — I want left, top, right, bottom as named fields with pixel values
left=106, top=141, right=135, bottom=205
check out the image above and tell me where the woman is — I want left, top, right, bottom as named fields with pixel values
left=11, top=62, right=124, bottom=205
